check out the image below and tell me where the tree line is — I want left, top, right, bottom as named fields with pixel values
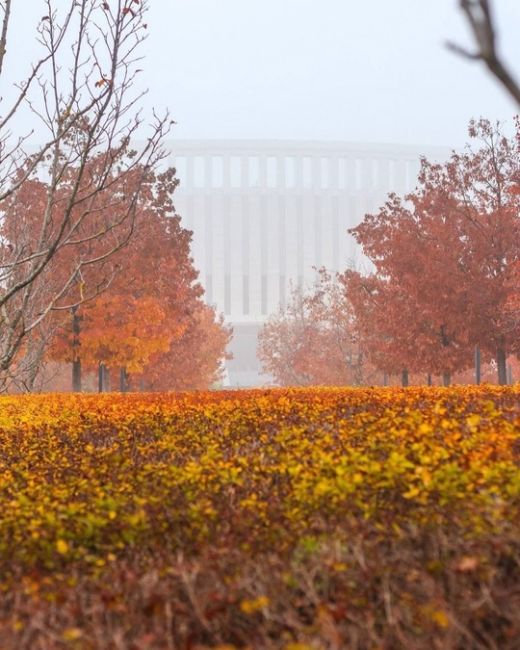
left=3, top=148, right=231, bottom=392
left=0, top=1, right=230, bottom=392
left=260, top=119, right=520, bottom=387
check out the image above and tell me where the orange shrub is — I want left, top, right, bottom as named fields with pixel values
left=0, top=386, right=519, bottom=647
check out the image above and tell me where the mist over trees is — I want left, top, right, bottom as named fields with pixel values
left=258, top=270, right=376, bottom=387
left=2, top=1, right=519, bottom=393
left=260, top=119, right=520, bottom=387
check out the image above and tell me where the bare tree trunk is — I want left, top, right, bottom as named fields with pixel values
left=497, top=347, right=507, bottom=385
left=72, top=359, right=82, bottom=393
left=23, top=339, right=47, bottom=393
left=442, top=371, right=451, bottom=387
left=475, top=344, right=481, bottom=385
left=119, top=367, right=128, bottom=393
left=71, top=307, right=81, bottom=392
left=401, top=369, right=409, bottom=387
left=98, top=363, right=104, bottom=393
left=427, top=374, right=432, bottom=386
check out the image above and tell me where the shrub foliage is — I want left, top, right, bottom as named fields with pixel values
left=1, top=387, right=520, bottom=648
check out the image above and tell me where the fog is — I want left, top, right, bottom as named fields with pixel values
left=145, top=0, right=520, bottom=146
left=6, top=1, right=520, bottom=145
left=5, top=1, right=520, bottom=388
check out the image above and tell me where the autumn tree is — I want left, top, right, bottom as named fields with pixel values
left=343, top=268, right=474, bottom=387
left=505, top=261, right=520, bottom=326
left=47, top=162, right=230, bottom=392
left=0, top=0, right=170, bottom=387
left=347, top=119, right=520, bottom=385
left=56, top=295, right=172, bottom=389
left=258, top=270, right=374, bottom=387
left=139, top=303, right=232, bottom=391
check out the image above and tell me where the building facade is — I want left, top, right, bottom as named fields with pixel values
left=167, top=140, right=450, bottom=386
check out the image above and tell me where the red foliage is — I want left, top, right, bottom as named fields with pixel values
left=259, top=270, right=375, bottom=386
left=46, top=163, right=230, bottom=391
left=139, top=303, right=232, bottom=391
left=345, top=119, right=520, bottom=385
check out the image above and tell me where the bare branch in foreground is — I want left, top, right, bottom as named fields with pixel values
left=448, top=0, right=520, bottom=106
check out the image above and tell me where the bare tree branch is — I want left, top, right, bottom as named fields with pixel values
left=0, top=0, right=11, bottom=76
left=449, top=0, right=520, bottom=106
left=0, top=0, right=173, bottom=386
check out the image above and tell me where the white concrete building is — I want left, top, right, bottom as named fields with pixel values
left=167, top=140, right=451, bottom=386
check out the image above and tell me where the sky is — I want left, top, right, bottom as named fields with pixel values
left=142, top=0, right=520, bottom=148
left=5, top=1, right=520, bottom=150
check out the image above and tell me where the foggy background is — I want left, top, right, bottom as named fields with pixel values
left=6, top=1, right=520, bottom=146
left=144, top=0, right=520, bottom=146
left=6, top=0, right=520, bottom=387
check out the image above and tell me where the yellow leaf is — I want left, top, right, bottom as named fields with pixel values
left=240, top=595, right=269, bottom=614
left=62, top=627, right=83, bottom=641
left=430, top=609, right=450, bottom=628
left=456, top=556, right=479, bottom=572
left=56, top=539, right=69, bottom=555
left=466, top=414, right=481, bottom=430
left=403, top=486, right=420, bottom=499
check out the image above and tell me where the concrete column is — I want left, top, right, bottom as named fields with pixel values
left=311, top=156, right=320, bottom=190
left=259, top=194, right=269, bottom=316
left=241, top=194, right=250, bottom=316
left=185, top=156, right=194, bottom=189
left=258, top=156, right=267, bottom=188
left=241, top=155, right=250, bottom=188
left=249, top=193, right=262, bottom=317
left=330, top=156, right=339, bottom=191
left=278, top=193, right=287, bottom=309
left=204, top=155, right=213, bottom=192
left=222, top=155, right=231, bottom=189
left=395, top=158, right=407, bottom=195
left=346, top=156, right=356, bottom=193
left=222, top=195, right=232, bottom=316
left=276, top=155, right=286, bottom=190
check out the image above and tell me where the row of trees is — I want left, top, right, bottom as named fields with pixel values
left=5, top=155, right=230, bottom=392
left=260, top=119, right=520, bottom=386
left=258, top=270, right=375, bottom=386
left=0, top=1, right=173, bottom=389
left=0, top=1, right=230, bottom=392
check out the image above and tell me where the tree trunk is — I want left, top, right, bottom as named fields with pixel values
left=71, top=307, right=82, bottom=392
left=507, top=364, right=513, bottom=385
left=475, top=344, right=481, bottom=385
left=497, top=347, right=507, bottom=386
left=24, top=336, right=48, bottom=393
left=72, top=359, right=82, bottom=393
left=401, top=369, right=409, bottom=387
left=383, top=372, right=388, bottom=387
left=427, top=374, right=432, bottom=386
left=442, top=371, right=451, bottom=387
left=119, top=367, right=128, bottom=393
left=98, top=363, right=105, bottom=393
